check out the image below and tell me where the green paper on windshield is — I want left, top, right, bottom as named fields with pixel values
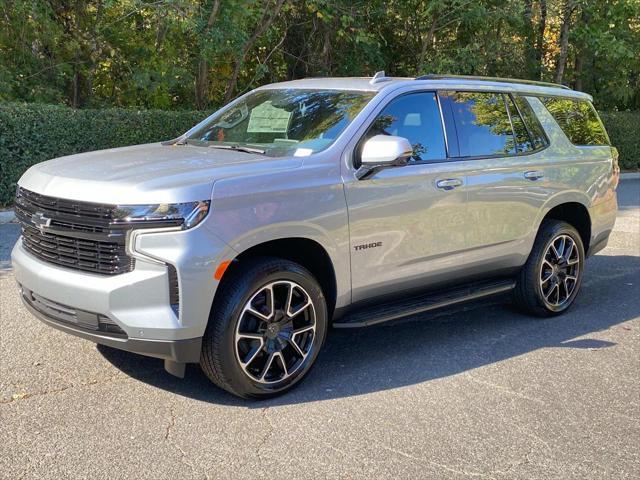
left=247, top=101, right=292, bottom=133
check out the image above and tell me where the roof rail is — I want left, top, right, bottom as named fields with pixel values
left=416, top=74, right=571, bottom=90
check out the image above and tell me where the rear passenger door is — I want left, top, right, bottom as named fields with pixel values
left=440, top=91, right=551, bottom=274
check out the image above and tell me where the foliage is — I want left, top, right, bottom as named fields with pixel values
left=1, top=0, right=638, bottom=203
left=0, top=103, right=204, bottom=206
left=0, top=102, right=637, bottom=206
left=600, top=111, right=640, bottom=172
left=0, top=0, right=638, bottom=110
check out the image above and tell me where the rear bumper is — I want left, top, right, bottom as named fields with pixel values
left=587, top=234, right=610, bottom=257
left=588, top=192, right=618, bottom=257
left=20, top=285, right=202, bottom=363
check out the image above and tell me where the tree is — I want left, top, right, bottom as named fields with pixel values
left=223, top=0, right=288, bottom=103
left=195, top=0, right=222, bottom=109
left=0, top=0, right=638, bottom=110
left=553, top=0, right=578, bottom=84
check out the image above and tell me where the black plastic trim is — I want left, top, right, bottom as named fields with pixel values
left=21, top=294, right=202, bottom=363
left=334, top=279, right=516, bottom=328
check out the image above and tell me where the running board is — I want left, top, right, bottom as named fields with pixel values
left=333, top=280, right=516, bottom=328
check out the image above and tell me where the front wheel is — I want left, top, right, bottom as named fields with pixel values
left=200, top=257, right=328, bottom=399
left=514, top=220, right=585, bottom=317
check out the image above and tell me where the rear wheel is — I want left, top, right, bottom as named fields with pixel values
left=200, top=257, right=327, bottom=399
left=514, top=220, right=585, bottom=317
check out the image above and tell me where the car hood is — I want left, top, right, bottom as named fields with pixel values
left=18, top=143, right=302, bottom=204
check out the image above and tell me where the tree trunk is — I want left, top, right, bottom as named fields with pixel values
left=530, top=0, right=547, bottom=80
left=195, top=0, right=222, bottom=109
left=487, top=19, right=502, bottom=76
left=155, top=20, right=168, bottom=52
left=321, top=22, right=332, bottom=75
left=523, top=0, right=536, bottom=78
left=572, top=8, right=590, bottom=91
left=417, top=14, right=438, bottom=73
left=553, top=1, right=575, bottom=84
left=573, top=54, right=583, bottom=91
left=195, top=59, right=210, bottom=109
left=223, top=0, right=288, bottom=103
left=72, top=69, right=81, bottom=108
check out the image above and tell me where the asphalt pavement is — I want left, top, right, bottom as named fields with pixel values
left=1, top=180, right=639, bottom=479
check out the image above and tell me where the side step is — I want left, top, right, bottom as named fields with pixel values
left=333, top=279, right=516, bottom=328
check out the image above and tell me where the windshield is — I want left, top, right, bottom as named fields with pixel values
left=186, top=89, right=375, bottom=157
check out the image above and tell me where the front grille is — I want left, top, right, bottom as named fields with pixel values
left=15, top=187, right=134, bottom=275
left=16, top=186, right=116, bottom=219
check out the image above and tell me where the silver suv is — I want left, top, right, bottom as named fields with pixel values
left=12, top=74, right=619, bottom=399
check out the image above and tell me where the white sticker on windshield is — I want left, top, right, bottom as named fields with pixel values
left=247, top=101, right=292, bottom=133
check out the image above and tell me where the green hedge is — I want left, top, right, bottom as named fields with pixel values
left=0, top=103, right=205, bottom=206
left=599, top=111, right=640, bottom=172
left=0, top=103, right=638, bottom=206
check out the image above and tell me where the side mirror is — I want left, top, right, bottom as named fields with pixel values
left=356, top=135, right=413, bottom=179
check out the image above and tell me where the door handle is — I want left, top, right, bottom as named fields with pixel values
left=524, top=170, right=544, bottom=181
left=436, top=178, right=463, bottom=190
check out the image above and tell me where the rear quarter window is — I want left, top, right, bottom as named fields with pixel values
left=540, top=97, right=610, bottom=146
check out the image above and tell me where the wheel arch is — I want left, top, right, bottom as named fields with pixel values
left=536, top=194, right=592, bottom=252
left=214, top=235, right=341, bottom=319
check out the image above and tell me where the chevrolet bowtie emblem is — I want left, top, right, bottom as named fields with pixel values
left=31, top=212, right=52, bottom=232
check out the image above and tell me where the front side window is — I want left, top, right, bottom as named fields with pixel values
left=364, top=92, right=447, bottom=163
left=187, top=89, right=375, bottom=157
left=441, top=91, right=515, bottom=157
left=540, top=97, right=609, bottom=146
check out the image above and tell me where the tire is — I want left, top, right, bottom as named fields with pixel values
left=514, top=219, right=585, bottom=317
left=200, top=256, right=328, bottom=399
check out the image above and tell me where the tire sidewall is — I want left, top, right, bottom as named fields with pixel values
left=214, top=261, right=328, bottom=397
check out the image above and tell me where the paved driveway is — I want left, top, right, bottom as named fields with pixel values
left=1, top=180, right=639, bottom=479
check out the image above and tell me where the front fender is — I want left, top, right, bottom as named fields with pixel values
left=208, top=163, right=351, bottom=309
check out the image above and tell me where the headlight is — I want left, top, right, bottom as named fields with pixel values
left=114, top=201, right=210, bottom=230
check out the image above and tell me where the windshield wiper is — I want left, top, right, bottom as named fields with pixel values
left=208, top=144, right=266, bottom=155
left=162, top=136, right=188, bottom=146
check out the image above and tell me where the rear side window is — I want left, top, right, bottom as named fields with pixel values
left=366, top=92, right=447, bottom=162
left=505, top=96, right=533, bottom=153
left=540, top=97, right=610, bottom=146
left=441, top=92, right=515, bottom=157
left=512, top=95, right=548, bottom=151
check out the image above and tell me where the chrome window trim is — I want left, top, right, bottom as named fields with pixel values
left=436, top=93, right=450, bottom=158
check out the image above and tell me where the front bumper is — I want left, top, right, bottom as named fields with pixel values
left=20, top=285, right=202, bottom=363
left=11, top=219, right=237, bottom=373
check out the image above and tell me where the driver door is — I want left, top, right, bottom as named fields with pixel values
left=343, top=91, right=470, bottom=302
